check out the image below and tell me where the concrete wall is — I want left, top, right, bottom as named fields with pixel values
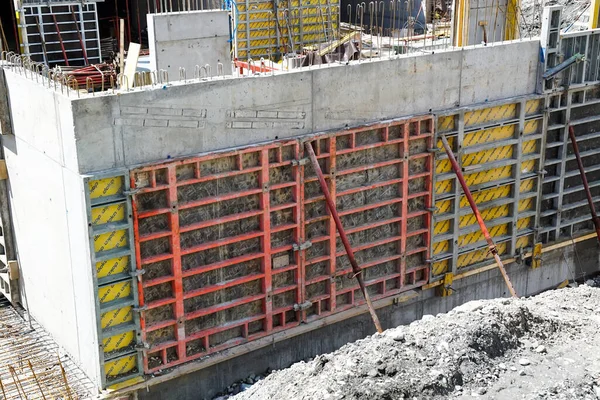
left=71, top=39, right=540, bottom=173
left=1, top=68, right=101, bottom=387
left=147, top=10, right=230, bottom=79
left=137, top=238, right=599, bottom=400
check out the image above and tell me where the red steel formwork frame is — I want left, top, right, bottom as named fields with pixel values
left=130, top=117, right=433, bottom=373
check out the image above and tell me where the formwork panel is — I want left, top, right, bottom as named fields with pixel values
left=85, top=173, right=144, bottom=389
left=130, top=116, right=433, bottom=372
left=234, top=0, right=340, bottom=59
left=431, top=98, right=543, bottom=279
left=540, top=86, right=600, bottom=243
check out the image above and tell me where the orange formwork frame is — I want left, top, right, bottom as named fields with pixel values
left=130, top=117, right=434, bottom=373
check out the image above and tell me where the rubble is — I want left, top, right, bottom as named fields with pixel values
left=230, top=285, right=600, bottom=400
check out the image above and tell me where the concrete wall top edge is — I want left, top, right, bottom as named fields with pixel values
left=22, top=39, right=543, bottom=173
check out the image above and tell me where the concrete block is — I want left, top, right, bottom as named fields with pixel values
left=147, top=11, right=230, bottom=80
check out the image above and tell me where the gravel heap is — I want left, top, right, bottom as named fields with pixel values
left=231, top=285, right=600, bottom=400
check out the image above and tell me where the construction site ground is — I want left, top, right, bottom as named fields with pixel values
left=0, top=297, right=95, bottom=399
left=225, top=283, right=600, bottom=400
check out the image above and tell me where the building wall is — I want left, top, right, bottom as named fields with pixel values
left=71, top=39, right=540, bottom=174
left=1, top=69, right=101, bottom=387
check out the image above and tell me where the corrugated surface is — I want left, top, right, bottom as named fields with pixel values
left=86, top=173, right=143, bottom=388
left=431, top=98, right=544, bottom=279
left=130, top=116, right=433, bottom=373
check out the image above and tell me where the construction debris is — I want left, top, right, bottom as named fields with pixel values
left=233, top=285, right=600, bottom=399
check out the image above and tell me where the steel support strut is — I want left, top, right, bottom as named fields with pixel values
left=304, top=142, right=384, bottom=333
left=439, top=135, right=518, bottom=298
left=568, top=125, right=600, bottom=242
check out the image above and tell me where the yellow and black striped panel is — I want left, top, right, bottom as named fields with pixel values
left=463, top=125, right=515, bottom=146
left=106, top=376, right=145, bottom=391
left=104, top=354, right=137, bottom=378
left=101, top=306, right=133, bottom=330
left=94, top=229, right=128, bottom=254
left=525, top=99, right=542, bottom=116
left=89, top=177, right=125, bottom=201
left=432, top=259, right=449, bottom=276
left=103, top=331, right=136, bottom=355
left=97, top=256, right=130, bottom=280
left=464, top=103, right=517, bottom=128
left=98, top=281, right=132, bottom=304
left=437, top=115, right=455, bottom=133
left=91, top=203, right=126, bottom=226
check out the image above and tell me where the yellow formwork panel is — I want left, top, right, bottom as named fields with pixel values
left=462, top=145, right=513, bottom=167
left=94, top=229, right=128, bottom=253
left=435, top=178, right=453, bottom=195
left=464, top=165, right=513, bottom=186
left=98, top=281, right=132, bottom=304
left=104, top=354, right=137, bottom=377
left=463, top=125, right=515, bottom=147
left=91, top=203, right=126, bottom=226
left=524, top=120, right=540, bottom=134
left=464, top=104, right=517, bottom=128
left=103, top=331, right=136, bottom=354
left=101, top=306, right=133, bottom=330
left=525, top=99, right=542, bottom=116
left=520, top=178, right=536, bottom=193
left=89, top=177, right=124, bottom=200
left=435, top=199, right=453, bottom=216
left=97, top=256, right=130, bottom=279
left=236, top=0, right=339, bottom=56
left=432, top=259, right=449, bottom=276
left=107, top=376, right=145, bottom=391
left=458, top=234, right=536, bottom=269
left=437, top=115, right=455, bottom=133
left=458, top=242, right=508, bottom=267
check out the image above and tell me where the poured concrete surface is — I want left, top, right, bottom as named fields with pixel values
left=70, top=39, right=540, bottom=173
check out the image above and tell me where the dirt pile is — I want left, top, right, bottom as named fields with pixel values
left=232, top=285, right=600, bottom=399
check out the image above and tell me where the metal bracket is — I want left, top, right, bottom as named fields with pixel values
left=123, top=188, right=141, bottom=196
left=291, top=158, right=309, bottom=166
left=293, top=300, right=312, bottom=311
left=133, top=305, right=148, bottom=313
left=292, top=240, right=312, bottom=251
left=531, top=242, right=542, bottom=269
left=130, top=269, right=145, bottom=278
left=135, top=342, right=150, bottom=350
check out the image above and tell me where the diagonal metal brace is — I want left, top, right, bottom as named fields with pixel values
left=439, top=135, right=518, bottom=298
left=304, top=142, right=383, bottom=333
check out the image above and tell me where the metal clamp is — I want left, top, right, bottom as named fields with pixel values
left=292, top=241, right=312, bottom=251
left=135, top=342, right=150, bottom=350
left=293, top=301, right=312, bottom=311
left=123, top=188, right=141, bottom=196
left=291, top=158, right=309, bottom=166
left=133, top=305, right=148, bottom=313
left=130, top=269, right=145, bottom=277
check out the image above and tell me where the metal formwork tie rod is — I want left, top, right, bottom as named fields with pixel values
left=439, top=135, right=518, bottom=298
left=567, top=125, right=600, bottom=242
left=304, top=141, right=384, bottom=333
